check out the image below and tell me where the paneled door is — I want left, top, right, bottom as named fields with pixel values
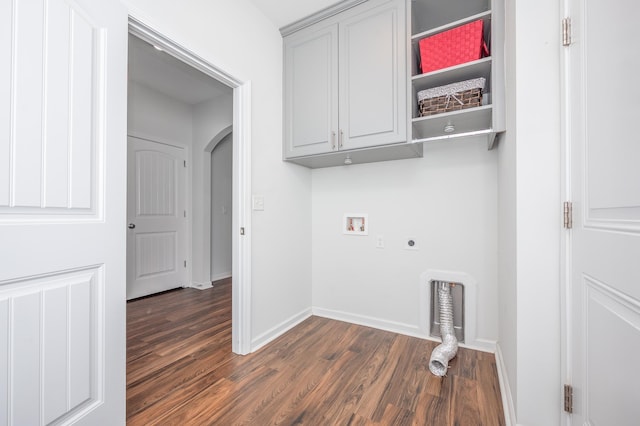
left=0, top=0, right=127, bottom=424
left=127, top=137, right=187, bottom=300
left=566, top=0, right=640, bottom=424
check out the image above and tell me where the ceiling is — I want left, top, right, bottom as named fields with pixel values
left=248, top=0, right=341, bottom=29
left=128, top=1, right=337, bottom=105
left=128, top=34, right=231, bottom=105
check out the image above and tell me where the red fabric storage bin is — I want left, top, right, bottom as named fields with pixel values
left=418, top=19, right=489, bottom=74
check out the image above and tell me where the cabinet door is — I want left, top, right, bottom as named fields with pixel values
left=339, top=0, right=407, bottom=150
left=283, top=22, right=338, bottom=158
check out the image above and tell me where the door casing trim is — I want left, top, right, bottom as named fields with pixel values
left=128, top=16, right=252, bottom=355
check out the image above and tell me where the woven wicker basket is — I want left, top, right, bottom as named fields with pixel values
left=418, top=78, right=485, bottom=117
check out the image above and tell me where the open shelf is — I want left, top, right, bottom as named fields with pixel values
left=411, top=57, right=492, bottom=100
left=412, top=57, right=492, bottom=87
left=411, top=10, right=491, bottom=43
left=409, top=0, right=503, bottom=150
left=412, top=0, right=490, bottom=35
left=412, top=105, right=492, bottom=140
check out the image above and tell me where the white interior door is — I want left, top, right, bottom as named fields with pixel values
left=0, top=0, right=127, bottom=424
left=127, top=137, right=187, bottom=300
left=567, top=0, right=640, bottom=424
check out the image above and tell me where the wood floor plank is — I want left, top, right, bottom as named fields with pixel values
left=476, top=357, right=506, bottom=426
left=450, top=375, right=482, bottom=426
left=332, top=330, right=400, bottom=420
left=126, top=279, right=505, bottom=425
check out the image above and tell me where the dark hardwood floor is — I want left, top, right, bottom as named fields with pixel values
left=127, top=278, right=504, bottom=425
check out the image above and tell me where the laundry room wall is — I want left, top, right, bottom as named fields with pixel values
left=312, top=138, right=499, bottom=349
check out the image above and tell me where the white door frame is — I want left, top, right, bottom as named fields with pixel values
left=128, top=17, right=252, bottom=355
left=560, top=3, right=571, bottom=426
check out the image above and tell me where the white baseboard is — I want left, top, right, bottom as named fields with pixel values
left=471, top=338, right=498, bottom=353
left=495, top=344, right=517, bottom=426
left=312, top=306, right=422, bottom=338
left=211, top=272, right=232, bottom=282
left=312, top=307, right=496, bottom=353
left=189, top=281, right=213, bottom=290
left=251, top=308, right=313, bottom=352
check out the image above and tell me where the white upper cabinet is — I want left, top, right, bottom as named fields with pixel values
left=338, top=1, right=407, bottom=150
left=281, top=0, right=505, bottom=167
left=283, top=22, right=338, bottom=158
left=283, top=0, right=418, bottom=167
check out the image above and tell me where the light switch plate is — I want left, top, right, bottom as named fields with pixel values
left=252, top=195, right=264, bottom=211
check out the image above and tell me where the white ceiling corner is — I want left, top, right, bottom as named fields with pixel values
left=247, top=0, right=342, bottom=29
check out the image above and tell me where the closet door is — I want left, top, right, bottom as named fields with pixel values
left=126, top=137, right=188, bottom=300
left=0, top=0, right=127, bottom=424
left=566, top=0, right=640, bottom=424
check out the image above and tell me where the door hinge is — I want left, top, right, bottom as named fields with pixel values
left=564, top=384, right=573, bottom=413
left=184, top=260, right=187, bottom=268
left=562, top=18, right=572, bottom=46
left=563, top=201, right=573, bottom=229
left=184, top=210, right=187, bottom=218
left=183, top=160, right=187, bottom=167
left=240, top=227, right=245, bottom=235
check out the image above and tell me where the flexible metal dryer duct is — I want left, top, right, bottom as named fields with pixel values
left=429, top=282, right=458, bottom=376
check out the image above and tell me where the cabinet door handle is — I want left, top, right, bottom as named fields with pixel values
left=339, top=129, right=344, bottom=148
left=331, top=131, right=336, bottom=150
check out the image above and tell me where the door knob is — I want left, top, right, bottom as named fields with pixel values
left=128, top=223, right=136, bottom=229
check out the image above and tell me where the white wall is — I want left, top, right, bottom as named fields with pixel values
left=211, top=134, right=233, bottom=280
left=498, top=0, right=562, bottom=425
left=127, top=81, right=193, bottom=146
left=514, top=0, right=561, bottom=423
left=123, top=0, right=313, bottom=344
left=192, top=94, right=233, bottom=286
left=497, top=0, right=518, bottom=416
left=312, top=138, right=498, bottom=347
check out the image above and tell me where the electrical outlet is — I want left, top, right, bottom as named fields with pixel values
left=376, top=235, right=384, bottom=248
left=404, top=237, right=419, bottom=250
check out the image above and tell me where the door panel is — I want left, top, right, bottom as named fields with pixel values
left=568, top=0, right=640, bottom=423
left=1, top=0, right=102, bottom=218
left=583, top=277, right=640, bottom=425
left=136, top=232, right=178, bottom=278
left=283, top=22, right=338, bottom=157
left=0, top=0, right=127, bottom=424
left=2, top=269, right=100, bottom=425
left=127, top=137, right=187, bottom=300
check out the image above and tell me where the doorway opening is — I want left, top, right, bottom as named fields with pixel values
left=127, top=17, right=251, bottom=355
left=207, top=126, right=233, bottom=282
